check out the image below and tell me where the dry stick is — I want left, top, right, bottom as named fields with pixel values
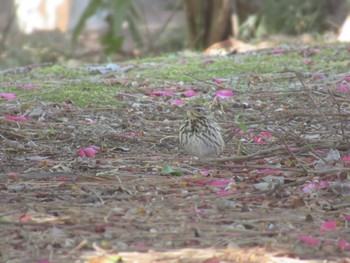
left=276, top=125, right=328, bottom=164
left=212, top=140, right=350, bottom=163
left=183, top=72, right=242, bottom=93
left=328, top=89, right=347, bottom=140
left=279, top=137, right=308, bottom=174
left=289, top=70, right=337, bottom=135
left=0, top=62, right=53, bottom=75
left=65, top=239, right=88, bottom=257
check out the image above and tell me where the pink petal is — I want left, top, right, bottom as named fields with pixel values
left=84, top=147, right=97, bottom=158
left=77, top=149, right=87, bottom=158
left=7, top=172, right=21, bottom=179
left=257, top=169, right=281, bottom=174
left=201, top=58, right=215, bottom=64
left=302, top=181, right=329, bottom=193
left=21, top=85, right=39, bottom=89
left=320, top=221, right=336, bottom=232
left=298, top=235, right=320, bottom=246
left=146, top=90, right=174, bottom=96
left=344, top=215, right=350, bottom=221
left=85, top=118, right=97, bottom=124
left=177, top=59, right=188, bottom=64
left=342, top=155, right=350, bottom=162
left=271, top=49, right=287, bottom=54
left=5, top=115, right=28, bottom=121
left=338, top=239, right=350, bottom=250
left=133, top=242, right=152, bottom=248
left=212, top=78, right=222, bottom=84
left=303, top=59, right=313, bottom=65
left=206, top=179, right=234, bottom=186
left=336, top=84, right=350, bottom=92
left=199, top=169, right=210, bottom=176
left=302, top=182, right=316, bottom=193
left=55, top=176, right=71, bottom=181
left=0, top=93, right=16, bottom=100
left=253, top=136, right=265, bottom=144
left=216, top=90, right=233, bottom=99
left=171, top=99, right=185, bottom=106
left=288, top=147, right=299, bottom=152
left=341, top=74, right=350, bottom=82
left=183, top=90, right=197, bottom=97
left=259, top=131, right=272, bottom=138
left=311, top=72, right=326, bottom=80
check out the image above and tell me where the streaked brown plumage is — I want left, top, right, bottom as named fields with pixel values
left=179, top=106, right=224, bottom=159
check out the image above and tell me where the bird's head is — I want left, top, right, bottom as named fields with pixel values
left=186, top=106, right=211, bottom=119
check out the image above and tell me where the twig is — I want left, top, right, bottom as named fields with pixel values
left=285, top=69, right=337, bottom=135
left=328, top=89, right=346, bottom=140
left=66, top=239, right=88, bottom=257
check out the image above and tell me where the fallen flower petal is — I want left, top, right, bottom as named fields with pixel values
left=342, top=155, right=350, bottom=162
left=311, top=72, right=326, bottom=80
left=253, top=136, right=265, bottom=144
left=298, top=235, right=320, bottom=246
left=212, top=78, right=222, bottom=84
left=257, top=169, right=282, bottom=174
left=77, top=146, right=100, bottom=158
left=199, top=169, right=210, bottom=176
left=288, top=147, right=299, bottom=152
left=336, top=84, right=350, bottom=92
left=5, top=115, right=28, bottom=121
left=21, top=84, right=39, bottom=89
left=271, top=49, right=287, bottom=54
left=344, top=215, right=350, bottom=221
left=260, top=131, right=272, bottom=138
left=19, top=214, right=33, bottom=223
left=183, top=90, right=196, bottom=97
left=216, top=90, right=233, bottom=99
left=84, top=147, right=97, bottom=158
left=341, top=74, right=350, bottom=82
left=206, top=180, right=235, bottom=186
left=0, top=93, right=16, bottom=100
left=146, top=90, right=174, bottom=96
left=320, top=221, right=336, bottom=232
left=171, top=99, right=186, bottom=106
left=302, top=181, right=328, bottom=193
left=303, top=59, right=313, bottom=65
left=338, top=239, right=350, bottom=251
left=77, top=149, right=87, bottom=158
left=85, top=118, right=97, bottom=124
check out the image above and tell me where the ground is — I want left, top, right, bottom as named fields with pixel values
left=1, top=44, right=350, bottom=263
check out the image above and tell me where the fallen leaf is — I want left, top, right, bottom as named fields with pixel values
left=161, top=164, right=183, bottom=176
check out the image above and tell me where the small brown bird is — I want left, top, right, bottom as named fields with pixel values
left=179, top=106, right=224, bottom=159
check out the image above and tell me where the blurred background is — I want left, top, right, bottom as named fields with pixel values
left=1, top=0, right=350, bottom=69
